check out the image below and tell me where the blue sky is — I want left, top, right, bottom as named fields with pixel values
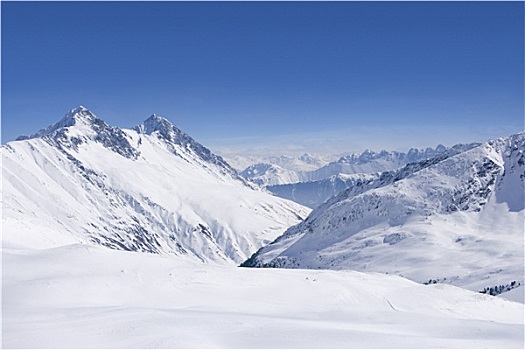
left=2, top=1, right=523, bottom=156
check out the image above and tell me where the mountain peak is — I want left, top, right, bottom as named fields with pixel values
left=16, top=105, right=101, bottom=141
left=68, top=105, right=89, bottom=114
left=132, top=114, right=244, bottom=182
left=62, top=105, right=100, bottom=125
left=146, top=113, right=162, bottom=122
left=135, top=114, right=176, bottom=136
left=15, top=106, right=140, bottom=160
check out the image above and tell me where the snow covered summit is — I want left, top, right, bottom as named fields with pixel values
left=133, top=113, right=239, bottom=178
left=16, top=105, right=140, bottom=159
left=2, top=106, right=309, bottom=264
left=16, top=105, right=96, bottom=140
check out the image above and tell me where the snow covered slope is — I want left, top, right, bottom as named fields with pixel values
left=3, top=243, right=523, bottom=348
left=2, top=106, right=309, bottom=264
left=240, top=162, right=306, bottom=186
left=243, top=133, right=525, bottom=300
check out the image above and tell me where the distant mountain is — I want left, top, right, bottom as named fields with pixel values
left=239, top=145, right=478, bottom=188
left=306, top=145, right=456, bottom=182
left=255, top=144, right=478, bottom=207
left=267, top=153, right=331, bottom=171
left=2, top=106, right=309, bottom=264
left=227, top=153, right=333, bottom=174
left=239, top=163, right=305, bottom=186
left=243, top=133, right=525, bottom=299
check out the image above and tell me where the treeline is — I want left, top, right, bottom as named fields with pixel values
left=479, top=281, right=521, bottom=296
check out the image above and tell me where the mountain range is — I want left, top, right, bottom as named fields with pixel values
left=238, top=143, right=483, bottom=209
left=226, top=153, right=333, bottom=173
left=242, top=133, right=525, bottom=299
left=237, top=144, right=478, bottom=187
left=2, top=106, right=309, bottom=264
left=3, top=106, right=523, bottom=347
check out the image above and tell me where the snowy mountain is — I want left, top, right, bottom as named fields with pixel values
left=239, top=163, right=306, bottom=186
left=227, top=153, right=332, bottom=173
left=2, top=106, right=309, bottom=264
left=265, top=143, right=479, bottom=208
left=3, top=108, right=523, bottom=347
left=239, top=144, right=477, bottom=189
left=243, top=133, right=525, bottom=299
left=305, top=145, right=471, bottom=182
left=267, top=153, right=331, bottom=171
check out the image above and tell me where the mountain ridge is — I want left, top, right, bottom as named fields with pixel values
left=133, top=113, right=240, bottom=180
left=3, top=106, right=309, bottom=264
left=239, top=143, right=481, bottom=187
left=242, top=132, right=525, bottom=299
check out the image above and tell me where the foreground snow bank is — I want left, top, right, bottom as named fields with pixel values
left=3, top=244, right=523, bottom=348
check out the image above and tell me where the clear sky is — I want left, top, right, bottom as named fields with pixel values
left=2, top=1, right=523, bottom=157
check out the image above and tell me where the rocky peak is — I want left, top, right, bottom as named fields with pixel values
left=16, top=105, right=103, bottom=141
left=133, top=114, right=242, bottom=181
left=17, top=106, right=140, bottom=160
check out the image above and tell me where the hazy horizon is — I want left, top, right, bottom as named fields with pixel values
left=5, top=104, right=522, bottom=161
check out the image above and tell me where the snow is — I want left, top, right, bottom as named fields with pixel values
left=237, top=144, right=478, bottom=188
left=245, top=134, right=525, bottom=301
left=226, top=153, right=333, bottom=173
left=2, top=107, right=523, bottom=348
left=3, top=243, right=523, bottom=348
left=240, top=162, right=307, bottom=186
left=2, top=108, right=309, bottom=263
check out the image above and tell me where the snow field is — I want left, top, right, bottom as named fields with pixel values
left=2, top=243, right=523, bottom=348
